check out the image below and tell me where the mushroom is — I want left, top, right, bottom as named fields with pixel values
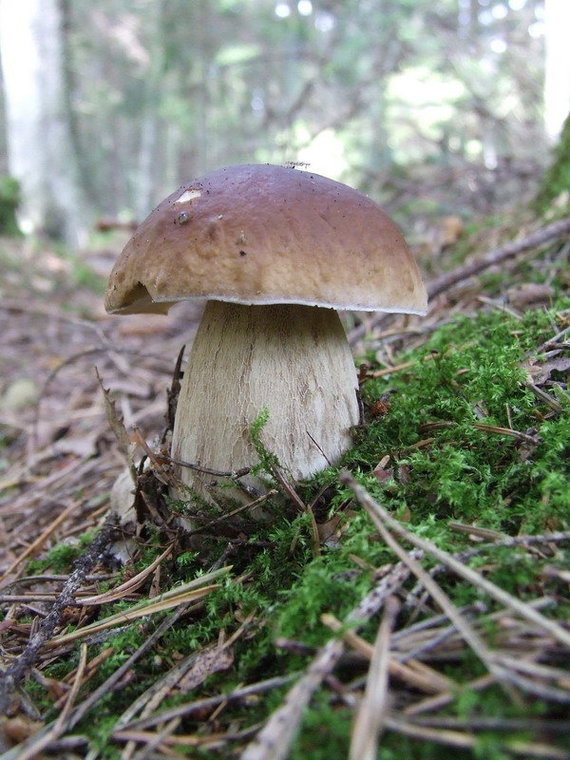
left=105, top=164, right=427, bottom=507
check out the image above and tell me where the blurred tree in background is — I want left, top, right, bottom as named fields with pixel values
left=0, top=0, right=567, bottom=244
left=534, top=110, right=570, bottom=213
left=0, top=0, right=88, bottom=246
left=0, top=175, right=20, bottom=236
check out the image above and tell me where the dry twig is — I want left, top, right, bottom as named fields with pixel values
left=0, top=514, right=120, bottom=714
left=349, top=596, right=400, bottom=760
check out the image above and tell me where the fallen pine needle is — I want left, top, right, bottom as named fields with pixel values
left=49, top=566, right=231, bottom=646
left=404, top=673, right=496, bottom=716
left=115, top=674, right=299, bottom=733
left=79, top=545, right=173, bottom=605
left=321, top=612, right=453, bottom=695
left=349, top=595, right=400, bottom=760
left=384, top=713, right=570, bottom=759
left=0, top=501, right=78, bottom=588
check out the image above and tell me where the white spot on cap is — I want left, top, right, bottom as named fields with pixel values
left=176, top=188, right=202, bottom=203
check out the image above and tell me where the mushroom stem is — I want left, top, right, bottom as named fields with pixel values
left=170, top=301, right=359, bottom=505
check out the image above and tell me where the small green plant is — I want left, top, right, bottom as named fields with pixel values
left=249, top=406, right=282, bottom=477
left=25, top=538, right=87, bottom=575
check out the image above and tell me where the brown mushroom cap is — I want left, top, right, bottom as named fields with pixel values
left=105, top=164, right=427, bottom=315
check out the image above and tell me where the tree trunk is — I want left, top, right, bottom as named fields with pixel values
left=134, top=0, right=166, bottom=220
left=0, top=0, right=87, bottom=247
left=543, top=0, right=570, bottom=141
left=533, top=109, right=570, bottom=213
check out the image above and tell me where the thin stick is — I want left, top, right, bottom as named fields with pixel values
left=349, top=596, right=400, bottom=760
left=427, top=216, right=570, bottom=301
left=184, top=490, right=278, bottom=537
left=157, top=450, right=250, bottom=479
left=0, top=514, right=120, bottom=714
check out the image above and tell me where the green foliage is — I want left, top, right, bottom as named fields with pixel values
left=0, top=175, right=21, bottom=236
left=46, top=0, right=550, bottom=228
left=249, top=406, right=281, bottom=476
left=25, top=537, right=89, bottom=575
left=534, top=110, right=570, bottom=214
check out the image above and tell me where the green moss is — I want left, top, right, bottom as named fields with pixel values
left=534, top=111, right=570, bottom=214
left=250, top=406, right=281, bottom=477
left=290, top=692, right=352, bottom=759
left=0, top=175, right=21, bottom=236
left=25, top=532, right=95, bottom=574
left=341, top=307, right=570, bottom=534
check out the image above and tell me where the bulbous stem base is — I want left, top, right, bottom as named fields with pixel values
left=170, top=301, right=359, bottom=507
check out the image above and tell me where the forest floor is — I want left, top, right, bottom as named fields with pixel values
left=0, top=207, right=569, bottom=760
